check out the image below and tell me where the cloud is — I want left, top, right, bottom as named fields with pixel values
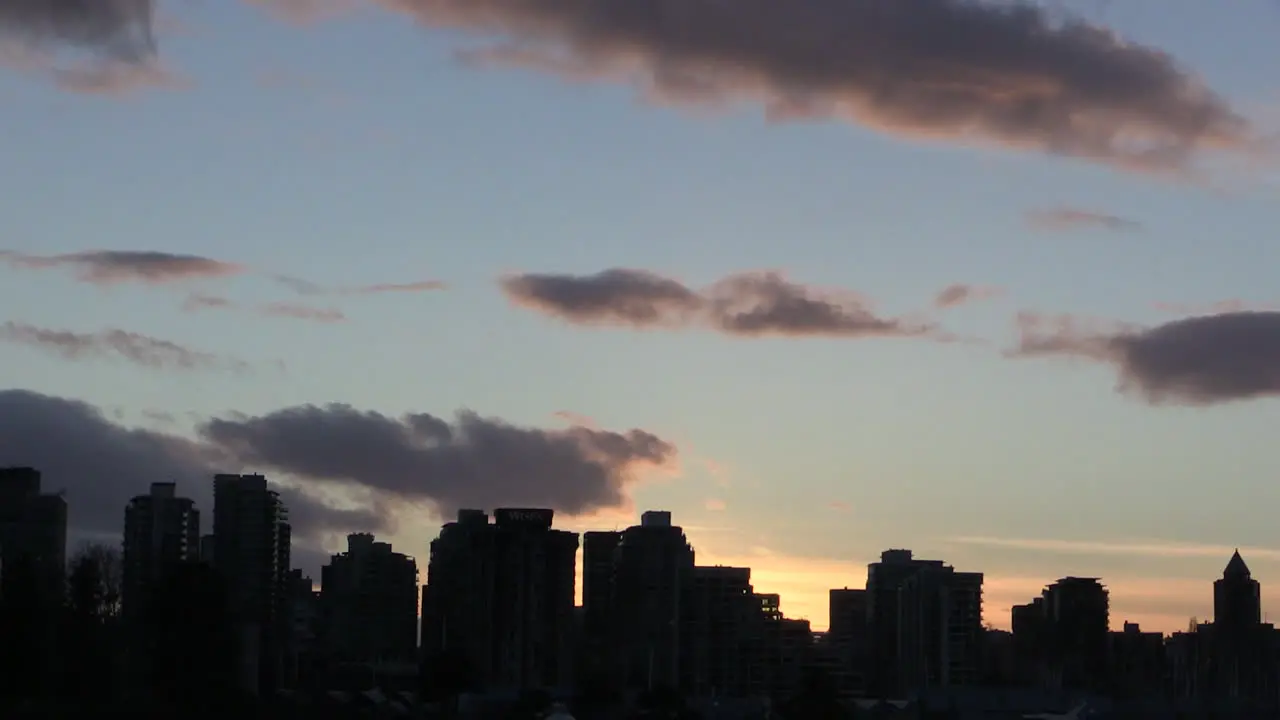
left=259, top=302, right=347, bottom=324
left=198, top=403, right=676, bottom=517
left=502, top=268, right=940, bottom=339
left=1153, top=299, right=1280, bottom=316
left=0, top=321, right=249, bottom=373
left=947, top=535, right=1280, bottom=563
left=0, top=389, right=383, bottom=545
left=1025, top=207, right=1143, bottom=232
left=242, top=0, right=359, bottom=24
left=183, top=294, right=349, bottom=324
left=51, top=57, right=186, bottom=96
left=0, top=0, right=155, bottom=61
left=359, top=0, right=1249, bottom=174
left=275, top=274, right=447, bottom=297
left=935, top=283, right=1000, bottom=309
left=183, top=293, right=235, bottom=312
left=1008, top=310, right=1280, bottom=405
left=704, top=498, right=726, bottom=512
left=0, top=250, right=244, bottom=285
left=0, top=389, right=676, bottom=560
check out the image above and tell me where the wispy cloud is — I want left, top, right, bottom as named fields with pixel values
left=276, top=275, right=446, bottom=297
left=1025, top=207, right=1143, bottom=233
left=260, top=302, right=347, bottom=323
left=1153, top=299, right=1280, bottom=315
left=51, top=58, right=187, bottom=96
left=1007, top=310, right=1280, bottom=406
left=502, top=268, right=944, bottom=340
left=329, top=0, right=1252, bottom=175
left=0, top=321, right=249, bottom=373
left=183, top=294, right=347, bottom=324
left=0, top=250, right=243, bottom=285
left=704, top=498, right=727, bottom=512
left=947, top=535, right=1280, bottom=562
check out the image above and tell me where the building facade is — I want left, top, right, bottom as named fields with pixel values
left=320, top=533, right=419, bottom=664
left=0, top=467, right=67, bottom=600
left=211, top=473, right=292, bottom=695
left=421, top=508, right=579, bottom=692
left=122, top=482, right=200, bottom=622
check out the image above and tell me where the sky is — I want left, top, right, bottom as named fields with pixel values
left=2, top=0, right=1280, bottom=634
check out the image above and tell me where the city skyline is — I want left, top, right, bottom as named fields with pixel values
left=4, top=0, right=1280, bottom=638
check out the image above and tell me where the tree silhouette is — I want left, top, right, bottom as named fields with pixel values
left=62, top=542, right=124, bottom=704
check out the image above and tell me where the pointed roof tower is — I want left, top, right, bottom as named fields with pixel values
left=1224, top=549, right=1252, bottom=579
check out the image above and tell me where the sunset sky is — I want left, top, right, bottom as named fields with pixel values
left=3, top=0, right=1280, bottom=633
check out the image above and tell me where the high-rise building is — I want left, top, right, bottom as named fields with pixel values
left=865, top=549, right=940, bottom=697
left=581, top=530, right=623, bottom=687
left=422, top=508, right=579, bottom=691
left=320, top=533, right=419, bottom=664
left=611, top=511, right=694, bottom=692
left=1040, top=577, right=1109, bottom=692
left=122, top=482, right=200, bottom=622
left=827, top=588, right=869, bottom=697
left=211, top=473, right=292, bottom=695
left=1215, top=550, right=1261, bottom=631
left=683, top=565, right=757, bottom=697
left=0, top=467, right=67, bottom=599
left=896, top=564, right=983, bottom=690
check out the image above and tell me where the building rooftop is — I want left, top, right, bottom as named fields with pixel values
left=1224, top=549, right=1251, bottom=578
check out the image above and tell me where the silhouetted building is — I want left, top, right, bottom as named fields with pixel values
left=866, top=549, right=973, bottom=697
left=122, top=482, right=200, bottom=622
left=422, top=508, right=578, bottom=692
left=320, top=533, right=419, bottom=664
left=748, top=593, right=811, bottom=698
left=212, top=473, right=292, bottom=695
left=1217, top=550, right=1262, bottom=631
left=1036, top=577, right=1110, bottom=692
left=683, top=565, right=756, bottom=697
left=581, top=529, right=623, bottom=682
left=612, top=510, right=694, bottom=693
left=827, top=588, right=869, bottom=697
left=1108, top=621, right=1164, bottom=699
left=285, top=569, right=321, bottom=688
left=896, top=562, right=984, bottom=691
left=0, top=466, right=67, bottom=599
left=200, top=533, right=215, bottom=564
left=1010, top=596, right=1046, bottom=686
left=1208, top=551, right=1275, bottom=701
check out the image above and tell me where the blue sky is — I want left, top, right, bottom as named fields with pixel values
left=3, top=0, right=1280, bottom=631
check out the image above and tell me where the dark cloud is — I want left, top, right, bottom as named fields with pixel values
left=0, top=390, right=675, bottom=547
left=0, top=390, right=381, bottom=545
left=198, top=402, right=676, bottom=516
left=0, top=250, right=243, bottom=285
left=1025, top=207, right=1143, bottom=232
left=502, top=268, right=938, bottom=339
left=502, top=269, right=704, bottom=327
left=1009, top=311, right=1280, bottom=405
left=275, top=274, right=447, bottom=297
left=935, top=283, right=999, bottom=309
left=0, top=321, right=250, bottom=373
left=368, top=0, right=1248, bottom=174
left=0, top=0, right=155, bottom=61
